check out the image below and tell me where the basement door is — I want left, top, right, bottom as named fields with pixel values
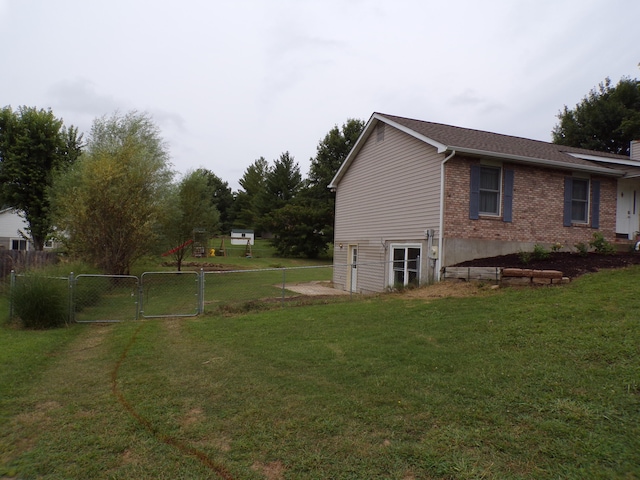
left=616, top=181, right=640, bottom=239
left=347, top=245, right=358, bottom=293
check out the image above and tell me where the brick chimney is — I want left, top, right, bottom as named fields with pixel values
left=632, top=140, right=640, bottom=161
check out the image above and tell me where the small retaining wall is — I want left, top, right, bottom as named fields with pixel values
left=443, top=267, right=570, bottom=285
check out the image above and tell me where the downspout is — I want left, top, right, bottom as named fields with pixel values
left=437, top=149, right=456, bottom=281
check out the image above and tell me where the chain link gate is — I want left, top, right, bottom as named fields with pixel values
left=73, top=274, right=140, bottom=323
left=70, top=271, right=202, bottom=322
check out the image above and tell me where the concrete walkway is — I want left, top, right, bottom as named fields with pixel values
left=286, top=281, right=350, bottom=296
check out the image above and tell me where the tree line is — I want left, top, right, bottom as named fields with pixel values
left=0, top=105, right=364, bottom=274
left=1, top=75, right=638, bottom=275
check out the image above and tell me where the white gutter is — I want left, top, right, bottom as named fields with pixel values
left=565, top=152, right=635, bottom=166
left=437, top=149, right=456, bottom=281
left=451, top=146, right=625, bottom=177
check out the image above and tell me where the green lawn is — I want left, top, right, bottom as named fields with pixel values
left=1, top=268, right=639, bottom=479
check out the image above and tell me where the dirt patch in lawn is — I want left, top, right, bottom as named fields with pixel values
left=454, top=251, right=640, bottom=279
left=402, top=281, right=494, bottom=300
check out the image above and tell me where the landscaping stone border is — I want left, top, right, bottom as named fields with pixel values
left=443, top=267, right=570, bottom=285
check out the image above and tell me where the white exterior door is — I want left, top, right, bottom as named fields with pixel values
left=616, top=181, right=640, bottom=239
left=347, top=245, right=358, bottom=293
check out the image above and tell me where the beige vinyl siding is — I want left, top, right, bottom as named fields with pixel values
left=335, top=126, right=441, bottom=240
left=333, top=241, right=388, bottom=294
left=333, top=124, right=443, bottom=292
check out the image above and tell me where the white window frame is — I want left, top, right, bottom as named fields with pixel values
left=571, top=177, right=590, bottom=224
left=479, top=165, right=502, bottom=216
left=389, top=244, right=421, bottom=287
left=10, top=238, right=28, bottom=251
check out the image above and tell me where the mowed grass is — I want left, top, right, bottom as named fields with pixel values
left=1, top=268, right=639, bottom=479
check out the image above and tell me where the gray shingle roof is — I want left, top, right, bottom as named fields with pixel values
left=379, top=113, right=630, bottom=168
left=329, top=113, right=640, bottom=188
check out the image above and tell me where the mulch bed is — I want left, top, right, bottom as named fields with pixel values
left=454, top=252, right=640, bottom=278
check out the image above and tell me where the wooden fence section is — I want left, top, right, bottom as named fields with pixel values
left=0, top=251, right=59, bottom=279
left=443, top=266, right=570, bottom=285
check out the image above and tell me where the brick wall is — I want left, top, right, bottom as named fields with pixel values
left=444, top=157, right=617, bottom=248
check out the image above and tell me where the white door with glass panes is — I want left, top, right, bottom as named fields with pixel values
left=390, top=245, right=420, bottom=287
left=347, top=245, right=358, bottom=292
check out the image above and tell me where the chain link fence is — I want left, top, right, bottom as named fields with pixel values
left=203, top=265, right=344, bottom=314
left=8, top=264, right=352, bottom=323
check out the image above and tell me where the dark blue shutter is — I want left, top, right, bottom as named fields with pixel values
left=563, top=177, right=573, bottom=227
left=503, top=169, right=514, bottom=223
left=591, top=180, right=600, bottom=229
left=469, top=165, right=480, bottom=220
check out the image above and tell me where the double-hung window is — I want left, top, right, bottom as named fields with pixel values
left=570, top=178, right=589, bottom=223
left=470, top=164, right=514, bottom=222
left=564, top=177, right=599, bottom=228
left=479, top=166, right=501, bottom=215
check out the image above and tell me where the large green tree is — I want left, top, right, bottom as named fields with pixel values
left=308, top=118, right=364, bottom=193
left=307, top=118, right=364, bottom=239
left=0, top=106, right=83, bottom=249
left=196, top=168, right=234, bottom=234
left=159, top=170, right=220, bottom=270
left=259, top=152, right=302, bottom=214
left=552, top=77, right=640, bottom=155
left=232, top=157, right=269, bottom=230
left=52, top=111, right=173, bottom=275
left=267, top=119, right=364, bottom=258
left=258, top=152, right=303, bottom=237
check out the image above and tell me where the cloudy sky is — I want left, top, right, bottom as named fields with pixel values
left=1, top=0, right=638, bottom=189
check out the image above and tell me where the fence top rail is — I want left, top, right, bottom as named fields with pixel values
left=141, top=271, right=199, bottom=276
left=14, top=273, right=68, bottom=280
left=204, top=264, right=334, bottom=275
left=75, top=274, right=139, bottom=279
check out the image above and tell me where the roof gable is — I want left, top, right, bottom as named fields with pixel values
left=329, top=113, right=637, bottom=188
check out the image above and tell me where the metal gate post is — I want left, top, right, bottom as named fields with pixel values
left=9, top=270, right=15, bottom=321
left=137, top=277, right=143, bottom=320
left=199, top=268, right=205, bottom=314
left=68, top=272, right=75, bottom=323
left=281, top=268, right=286, bottom=305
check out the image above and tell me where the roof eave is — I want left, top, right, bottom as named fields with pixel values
left=449, top=146, right=626, bottom=177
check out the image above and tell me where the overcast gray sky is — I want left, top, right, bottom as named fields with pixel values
left=1, top=0, right=638, bottom=189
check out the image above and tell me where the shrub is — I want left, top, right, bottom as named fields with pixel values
left=532, top=244, right=550, bottom=260
left=518, top=250, right=532, bottom=265
left=574, top=242, right=589, bottom=256
left=11, top=273, right=69, bottom=329
left=589, top=232, right=615, bottom=255
left=550, top=242, right=563, bottom=253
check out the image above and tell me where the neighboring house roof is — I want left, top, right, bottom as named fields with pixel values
left=0, top=207, right=17, bottom=216
left=330, top=113, right=640, bottom=188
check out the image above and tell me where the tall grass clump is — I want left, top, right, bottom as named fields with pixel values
left=11, top=273, right=69, bottom=329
